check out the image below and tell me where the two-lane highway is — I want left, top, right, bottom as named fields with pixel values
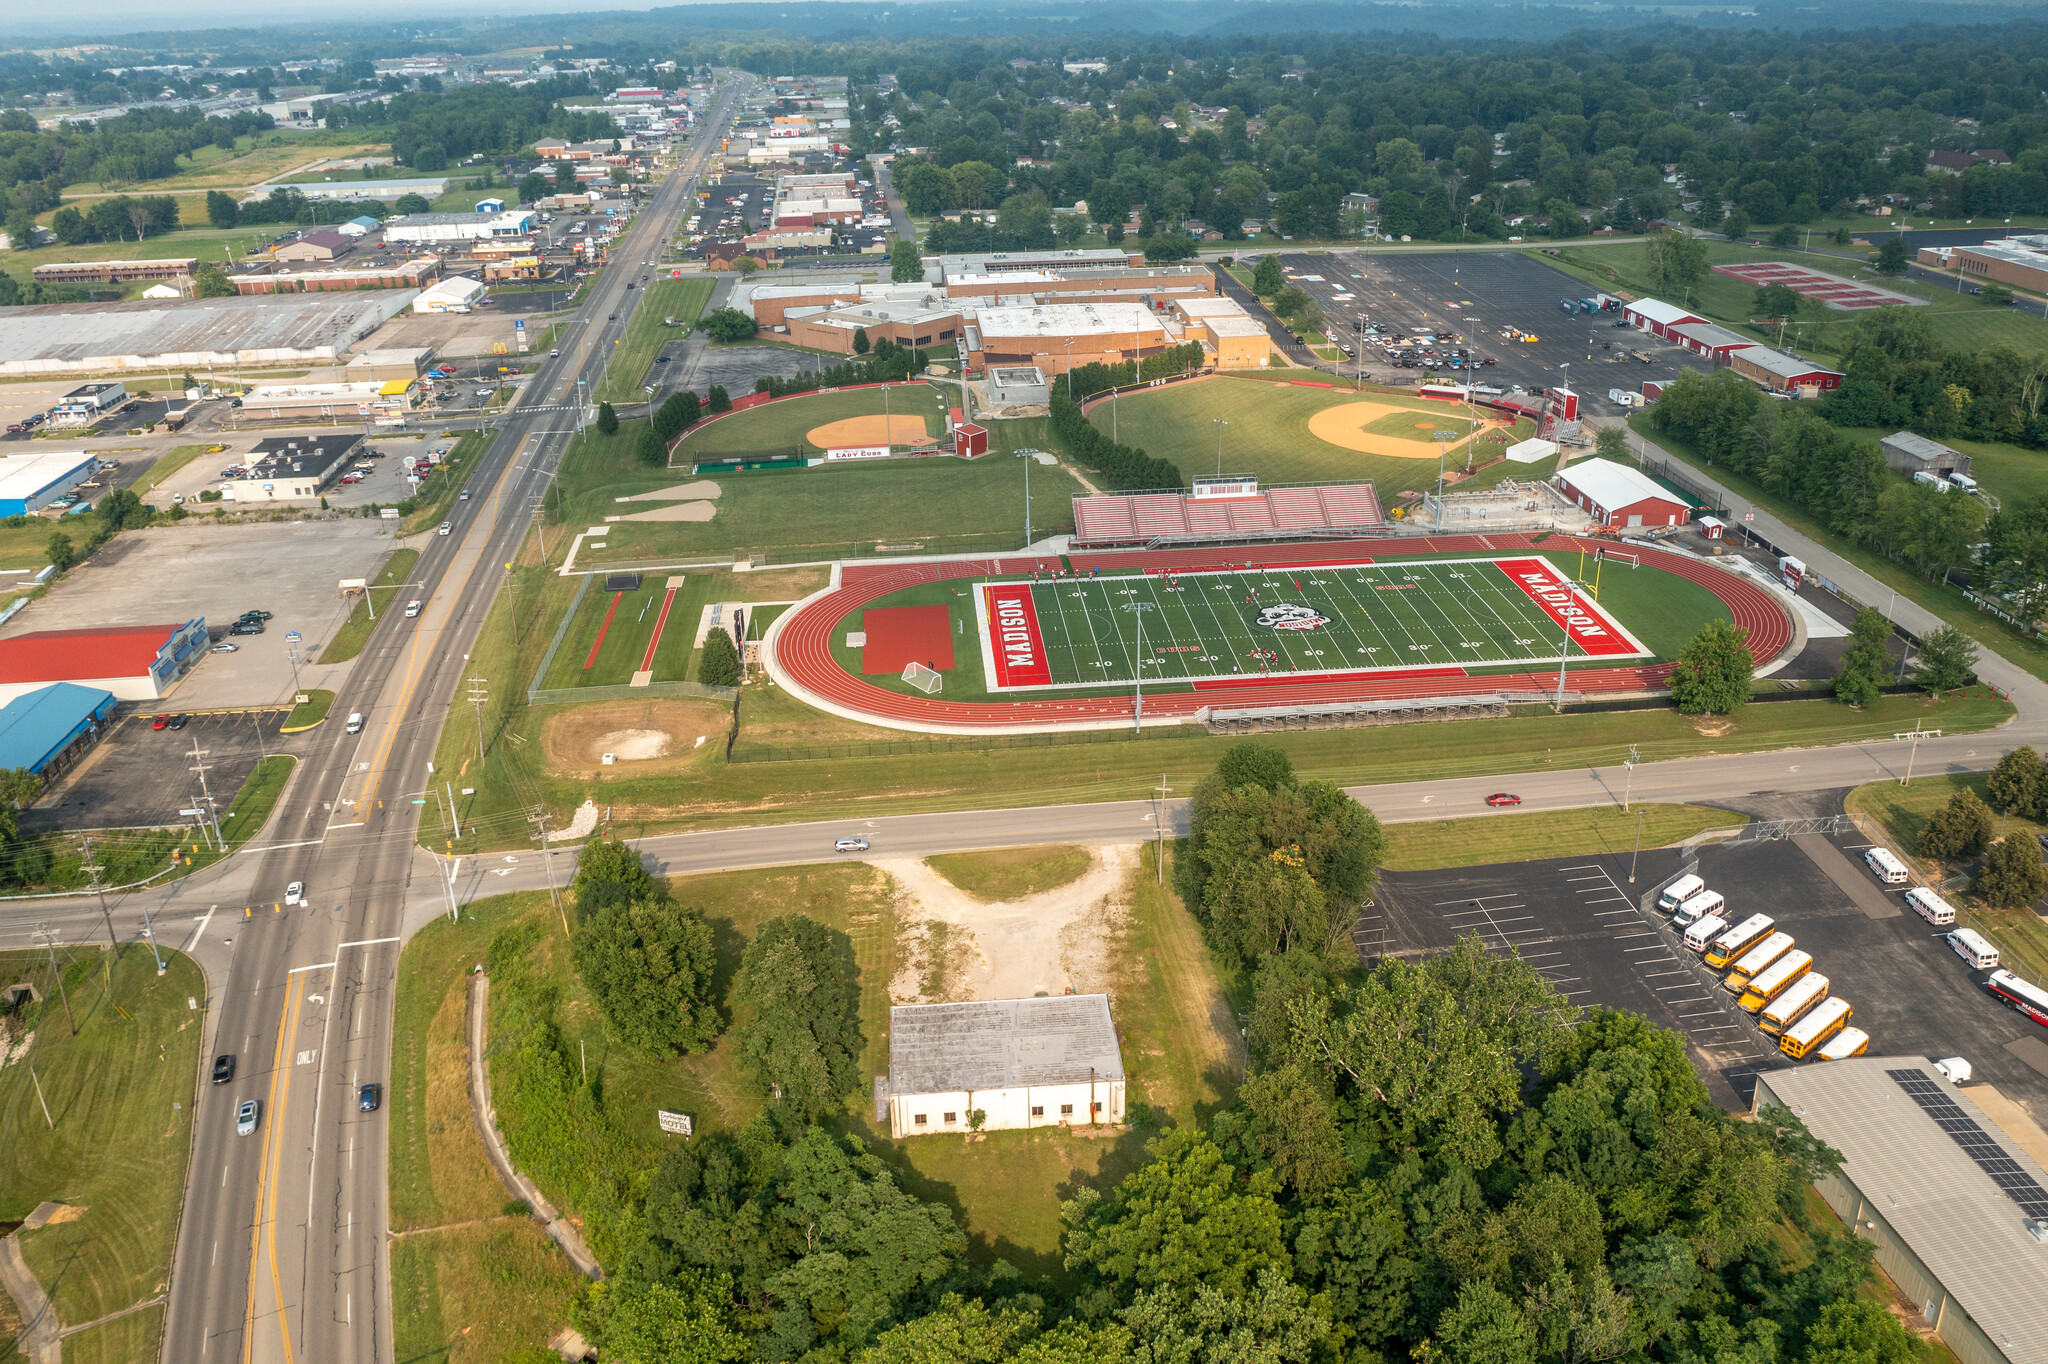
left=157, top=73, right=753, bottom=1364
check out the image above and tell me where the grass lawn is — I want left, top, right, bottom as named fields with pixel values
left=317, top=548, right=421, bottom=665
left=541, top=571, right=712, bottom=689
left=0, top=515, right=63, bottom=572
left=596, top=278, right=714, bottom=403
left=1830, top=425, right=2048, bottom=508
left=0, top=947, right=205, bottom=1354
left=674, top=385, right=956, bottom=460
left=136, top=444, right=225, bottom=497
left=1634, top=414, right=2048, bottom=683
left=924, top=845, right=1093, bottom=900
left=282, top=689, right=334, bottom=732
left=1381, top=802, right=1747, bottom=870
left=57, top=134, right=389, bottom=196
left=1845, top=774, right=2048, bottom=987
left=217, top=756, right=297, bottom=850
left=0, top=225, right=279, bottom=295
left=558, top=419, right=1081, bottom=568
left=1084, top=376, right=1542, bottom=493
left=402, top=430, right=493, bottom=536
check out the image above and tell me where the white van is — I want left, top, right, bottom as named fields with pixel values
left=1657, top=874, right=1705, bottom=914
left=1913, top=469, right=1952, bottom=492
left=1864, top=847, right=1909, bottom=884
left=346, top=712, right=364, bottom=735
left=1947, top=927, right=2000, bottom=969
left=1683, top=914, right=1729, bottom=954
left=1905, top=886, right=1956, bottom=925
left=1672, top=889, right=1726, bottom=928
left=1948, top=472, right=1980, bottom=495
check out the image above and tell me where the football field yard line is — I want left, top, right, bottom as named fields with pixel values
left=1330, top=571, right=1408, bottom=667
left=1428, top=561, right=1525, bottom=659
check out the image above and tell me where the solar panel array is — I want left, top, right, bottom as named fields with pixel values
left=1888, top=1068, right=2048, bottom=1220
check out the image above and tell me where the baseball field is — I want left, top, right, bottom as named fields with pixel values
left=672, top=385, right=954, bottom=463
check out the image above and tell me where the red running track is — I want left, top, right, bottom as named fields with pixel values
left=640, top=583, right=680, bottom=674
left=772, top=537, right=1790, bottom=730
left=584, top=592, right=624, bottom=671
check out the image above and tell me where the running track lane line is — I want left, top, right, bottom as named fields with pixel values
left=584, top=592, right=623, bottom=670
left=640, top=582, right=680, bottom=674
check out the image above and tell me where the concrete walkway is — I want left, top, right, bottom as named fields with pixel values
left=0, top=1233, right=60, bottom=1364
left=465, top=974, right=602, bottom=1279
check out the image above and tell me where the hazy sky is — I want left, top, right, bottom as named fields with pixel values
left=5, top=0, right=712, bottom=42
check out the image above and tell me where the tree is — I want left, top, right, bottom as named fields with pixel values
left=596, top=401, right=619, bottom=436
left=570, top=896, right=720, bottom=1055
left=1667, top=618, right=1752, bottom=714
left=949, top=160, right=1004, bottom=209
left=1143, top=234, right=1197, bottom=262
left=1594, top=424, right=1630, bottom=461
left=1720, top=207, right=1750, bottom=241
left=1252, top=255, right=1285, bottom=296
left=518, top=171, right=549, bottom=204
left=205, top=189, right=239, bottom=228
left=1981, top=283, right=2014, bottom=307
left=1832, top=605, right=1892, bottom=705
left=1430, top=1279, right=1536, bottom=1364
left=706, top=384, right=731, bottom=415
left=1216, top=740, right=1294, bottom=792
left=733, top=914, right=862, bottom=1119
left=895, top=162, right=956, bottom=215
left=1803, top=1299, right=1919, bottom=1364
left=1913, top=624, right=1978, bottom=692
left=701, top=308, right=755, bottom=342
left=889, top=239, right=922, bottom=283
left=1643, top=229, right=1708, bottom=299
left=95, top=488, right=147, bottom=532
left=637, top=423, right=668, bottom=467
left=1975, top=833, right=2048, bottom=908
left=698, top=626, right=740, bottom=685
left=1988, top=746, right=2045, bottom=817
left=191, top=261, right=236, bottom=298
left=555, top=161, right=578, bottom=192
left=1875, top=234, right=1910, bottom=276
left=853, top=327, right=870, bottom=355
left=571, top=837, right=660, bottom=915
left=411, top=142, right=447, bottom=172
left=44, top=532, right=74, bottom=573
left=734, top=257, right=759, bottom=278
left=1755, top=281, right=1802, bottom=321
left=602, top=1274, right=748, bottom=1364
left=393, top=192, right=431, bottom=215
left=1919, top=788, right=1994, bottom=860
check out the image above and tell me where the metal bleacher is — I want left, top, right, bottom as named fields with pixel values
left=1070, top=481, right=1387, bottom=549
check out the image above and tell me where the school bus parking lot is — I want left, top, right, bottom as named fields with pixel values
left=1371, top=822, right=2048, bottom=1113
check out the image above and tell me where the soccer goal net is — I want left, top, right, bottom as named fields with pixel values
left=902, top=662, right=944, bottom=694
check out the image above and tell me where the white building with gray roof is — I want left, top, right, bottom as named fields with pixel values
left=1753, top=1058, right=2048, bottom=1364
left=877, top=994, right=1125, bottom=1139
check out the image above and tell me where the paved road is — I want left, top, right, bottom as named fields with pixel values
left=107, top=74, right=754, bottom=1364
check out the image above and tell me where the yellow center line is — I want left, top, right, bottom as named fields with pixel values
left=241, top=985, right=297, bottom=1364
left=264, top=984, right=304, bottom=1364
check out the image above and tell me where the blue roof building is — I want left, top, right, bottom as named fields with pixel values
left=0, top=682, right=116, bottom=786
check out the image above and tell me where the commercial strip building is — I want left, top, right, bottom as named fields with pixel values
left=1753, top=1060, right=2048, bottom=1364
left=0, top=292, right=416, bottom=379
left=263, top=177, right=449, bottom=203
left=344, top=348, right=432, bottom=382
left=381, top=210, right=535, bottom=244
left=1552, top=457, right=1692, bottom=529
left=0, top=683, right=117, bottom=789
left=231, top=257, right=441, bottom=296
left=236, top=380, right=409, bottom=422
left=221, top=433, right=365, bottom=502
left=0, top=451, right=97, bottom=515
left=272, top=230, right=353, bottom=263
left=31, top=258, right=197, bottom=285
left=876, top=995, right=1126, bottom=1139
left=0, top=621, right=210, bottom=704
left=410, top=277, right=487, bottom=314
left=52, top=382, right=126, bottom=419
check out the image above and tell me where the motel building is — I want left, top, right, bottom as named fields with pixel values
left=1552, top=457, right=1693, bottom=530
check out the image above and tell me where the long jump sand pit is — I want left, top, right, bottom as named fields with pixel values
left=806, top=414, right=936, bottom=449
left=1307, top=398, right=1508, bottom=458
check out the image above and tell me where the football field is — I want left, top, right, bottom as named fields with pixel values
left=973, top=555, right=1650, bottom=691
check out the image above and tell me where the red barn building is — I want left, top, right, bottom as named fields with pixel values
left=1553, top=458, right=1692, bottom=530
left=1621, top=297, right=1708, bottom=338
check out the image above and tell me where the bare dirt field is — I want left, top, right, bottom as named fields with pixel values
left=539, top=697, right=731, bottom=775
left=883, top=844, right=1138, bottom=1003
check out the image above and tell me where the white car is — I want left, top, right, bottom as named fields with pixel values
left=834, top=837, right=870, bottom=853
left=404, top=600, right=422, bottom=618
left=437, top=522, right=451, bottom=536
left=284, top=881, right=304, bottom=907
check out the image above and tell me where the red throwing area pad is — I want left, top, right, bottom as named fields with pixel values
left=860, top=604, right=956, bottom=675
left=1496, top=557, right=1644, bottom=658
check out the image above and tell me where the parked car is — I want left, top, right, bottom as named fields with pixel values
left=241, top=609, right=272, bottom=621
left=168, top=714, right=188, bottom=730
left=212, top=642, right=238, bottom=653
left=236, top=1099, right=260, bottom=1135
left=151, top=713, right=170, bottom=729
left=229, top=621, right=262, bottom=636
left=213, top=1054, right=235, bottom=1084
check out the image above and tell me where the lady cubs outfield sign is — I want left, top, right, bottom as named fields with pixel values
left=1254, top=603, right=1330, bottom=632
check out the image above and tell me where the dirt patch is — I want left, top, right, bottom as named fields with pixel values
left=735, top=565, right=831, bottom=598
left=1691, top=716, right=1735, bottom=738
left=806, top=414, right=936, bottom=449
left=591, top=728, right=671, bottom=761
left=621, top=501, right=717, bottom=522
left=623, top=481, right=722, bottom=501
left=539, top=698, right=732, bottom=776
left=882, top=845, right=1136, bottom=1003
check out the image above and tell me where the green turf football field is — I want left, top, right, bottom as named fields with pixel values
left=973, top=555, right=1651, bottom=691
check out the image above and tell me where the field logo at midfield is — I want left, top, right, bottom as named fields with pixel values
left=1255, top=602, right=1331, bottom=632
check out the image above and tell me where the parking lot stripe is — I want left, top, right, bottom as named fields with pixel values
left=1580, top=896, right=1631, bottom=905
left=1555, top=864, right=1604, bottom=872
left=1645, top=970, right=1693, bottom=978
left=1612, top=931, right=1658, bottom=940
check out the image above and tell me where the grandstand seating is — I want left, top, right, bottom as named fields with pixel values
left=1071, top=482, right=1385, bottom=547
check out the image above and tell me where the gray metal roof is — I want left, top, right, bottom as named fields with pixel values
left=1667, top=320, right=1760, bottom=351
left=1756, top=1058, right=2048, bottom=1364
left=1735, top=346, right=1841, bottom=381
left=0, top=292, right=411, bottom=370
left=1881, top=431, right=1961, bottom=464
left=887, top=995, right=1124, bottom=1095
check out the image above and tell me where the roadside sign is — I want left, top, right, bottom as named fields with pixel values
left=658, top=1110, right=694, bottom=1136
left=284, top=631, right=302, bottom=642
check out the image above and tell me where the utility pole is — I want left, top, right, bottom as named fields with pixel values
left=529, top=807, right=566, bottom=932
left=33, top=924, right=75, bottom=1035
left=140, top=901, right=164, bottom=974
left=78, top=836, right=119, bottom=958
left=1897, top=722, right=1941, bottom=786
left=187, top=742, right=223, bottom=849
left=1628, top=808, right=1644, bottom=884
left=529, top=492, right=550, bottom=565
left=1152, top=775, right=1172, bottom=884
left=1623, top=743, right=1639, bottom=812
left=447, top=780, right=462, bottom=840
left=468, top=676, right=489, bottom=764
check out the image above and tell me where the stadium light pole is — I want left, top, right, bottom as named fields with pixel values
left=1553, top=579, right=1581, bottom=711
left=1213, top=418, right=1228, bottom=476
left=1432, top=430, right=1457, bottom=524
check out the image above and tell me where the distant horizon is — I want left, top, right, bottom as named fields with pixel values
left=0, top=0, right=787, bottom=44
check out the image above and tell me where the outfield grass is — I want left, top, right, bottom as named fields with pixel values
left=673, top=385, right=954, bottom=460
left=317, top=548, right=420, bottom=665
left=558, top=418, right=1081, bottom=568
left=924, top=845, right=1093, bottom=900
left=1381, top=802, right=1747, bottom=870
left=1845, top=775, right=2048, bottom=987
left=1083, top=376, right=1545, bottom=492
left=0, top=947, right=205, bottom=1356
left=596, top=278, right=714, bottom=403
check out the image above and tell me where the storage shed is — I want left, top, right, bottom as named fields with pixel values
left=1552, top=457, right=1691, bottom=529
left=876, top=994, right=1126, bottom=1139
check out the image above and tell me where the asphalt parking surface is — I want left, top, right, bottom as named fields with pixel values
left=1373, top=827, right=2048, bottom=1114
left=23, top=705, right=297, bottom=835
left=1271, top=249, right=1720, bottom=414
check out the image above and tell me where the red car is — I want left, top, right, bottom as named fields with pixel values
left=151, top=713, right=170, bottom=730
left=1485, top=793, right=1522, bottom=807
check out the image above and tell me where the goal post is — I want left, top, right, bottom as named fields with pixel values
left=902, top=661, right=944, bottom=694
left=1597, top=548, right=1641, bottom=567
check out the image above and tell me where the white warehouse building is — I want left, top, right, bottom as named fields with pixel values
left=877, top=994, right=1126, bottom=1139
left=382, top=210, right=535, bottom=244
left=411, top=277, right=487, bottom=314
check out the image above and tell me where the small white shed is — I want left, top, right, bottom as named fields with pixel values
left=877, top=994, right=1126, bottom=1138
left=1505, top=437, right=1559, bottom=464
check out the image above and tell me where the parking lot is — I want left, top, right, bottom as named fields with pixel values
left=1271, top=249, right=1719, bottom=415
left=0, top=519, right=406, bottom=706
left=1369, top=822, right=2048, bottom=1114
left=22, top=705, right=299, bottom=835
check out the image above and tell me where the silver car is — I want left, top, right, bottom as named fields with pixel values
left=236, top=1099, right=261, bottom=1135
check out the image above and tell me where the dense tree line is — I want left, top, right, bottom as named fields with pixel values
left=749, top=339, right=945, bottom=401
left=0, top=105, right=273, bottom=229
left=1049, top=388, right=1184, bottom=491
left=321, top=76, right=617, bottom=167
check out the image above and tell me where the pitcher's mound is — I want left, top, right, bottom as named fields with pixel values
left=807, top=414, right=935, bottom=449
left=592, top=728, right=671, bottom=760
